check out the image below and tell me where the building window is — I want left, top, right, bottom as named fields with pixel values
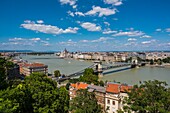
left=107, top=99, right=110, bottom=104
left=112, top=101, right=115, bottom=105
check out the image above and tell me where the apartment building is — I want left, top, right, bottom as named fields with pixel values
left=69, top=82, right=88, bottom=100
left=87, top=85, right=106, bottom=109
left=69, top=82, right=132, bottom=113
left=19, top=62, right=48, bottom=76
left=105, top=83, right=132, bottom=113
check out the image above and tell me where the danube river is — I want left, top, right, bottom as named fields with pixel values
left=21, top=55, right=170, bottom=85
left=21, top=55, right=93, bottom=75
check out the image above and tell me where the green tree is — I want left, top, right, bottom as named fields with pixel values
left=0, top=73, right=69, bottom=113
left=0, top=57, right=15, bottom=90
left=99, top=80, right=104, bottom=86
left=157, top=59, right=162, bottom=65
left=69, top=78, right=79, bottom=83
left=0, top=65, right=7, bottom=90
left=123, top=80, right=170, bottom=113
left=125, top=57, right=132, bottom=63
left=162, top=57, right=170, bottom=63
left=79, top=68, right=98, bottom=85
left=54, top=70, right=61, bottom=77
left=150, top=59, right=154, bottom=65
left=70, top=89, right=102, bottom=113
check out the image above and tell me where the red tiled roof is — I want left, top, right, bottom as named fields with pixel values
left=24, top=63, right=45, bottom=67
left=106, top=83, right=132, bottom=94
left=71, top=82, right=88, bottom=90
left=106, top=84, right=119, bottom=94
left=19, top=63, right=46, bottom=68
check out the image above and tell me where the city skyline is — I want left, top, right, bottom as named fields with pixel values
left=0, top=0, right=170, bottom=51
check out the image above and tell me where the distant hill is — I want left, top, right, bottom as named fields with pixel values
left=0, top=50, right=60, bottom=53
left=0, top=50, right=34, bottom=52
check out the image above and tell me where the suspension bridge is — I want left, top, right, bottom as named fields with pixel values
left=58, top=61, right=140, bottom=82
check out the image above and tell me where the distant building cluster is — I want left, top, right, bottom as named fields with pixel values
left=0, top=52, right=48, bottom=77
left=145, top=52, right=170, bottom=60
left=1, top=50, right=170, bottom=78
left=69, top=82, right=132, bottom=113
left=59, top=49, right=128, bottom=62
left=59, top=49, right=170, bottom=62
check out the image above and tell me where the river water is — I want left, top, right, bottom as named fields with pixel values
left=21, top=55, right=93, bottom=75
left=21, top=55, right=170, bottom=85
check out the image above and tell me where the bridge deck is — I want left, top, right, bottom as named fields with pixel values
left=58, top=63, right=132, bottom=82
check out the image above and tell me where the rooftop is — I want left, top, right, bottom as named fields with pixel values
left=70, top=82, right=88, bottom=90
left=106, top=83, right=132, bottom=94
left=19, top=62, right=48, bottom=68
left=88, top=85, right=106, bottom=93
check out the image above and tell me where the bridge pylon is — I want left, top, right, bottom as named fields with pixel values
left=94, top=61, right=103, bottom=78
left=131, top=56, right=138, bottom=68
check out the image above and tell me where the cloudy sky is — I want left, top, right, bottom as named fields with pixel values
left=0, top=0, right=170, bottom=51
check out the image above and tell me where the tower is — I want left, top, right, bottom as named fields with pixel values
left=94, top=61, right=103, bottom=78
left=132, top=56, right=138, bottom=65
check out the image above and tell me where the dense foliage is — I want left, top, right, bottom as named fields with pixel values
left=123, top=80, right=170, bottom=113
left=79, top=68, right=99, bottom=85
left=0, top=73, right=69, bottom=113
left=70, top=89, right=102, bottom=113
left=162, top=57, right=170, bottom=63
left=0, top=57, right=15, bottom=90
left=54, top=70, right=61, bottom=77
left=69, top=68, right=104, bottom=86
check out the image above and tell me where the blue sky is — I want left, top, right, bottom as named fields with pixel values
left=0, top=0, right=170, bottom=51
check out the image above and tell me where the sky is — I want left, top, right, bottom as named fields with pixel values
left=0, top=0, right=170, bottom=51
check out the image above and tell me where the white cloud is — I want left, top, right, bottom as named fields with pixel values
left=43, top=43, right=51, bottom=46
left=141, top=40, right=156, bottom=44
left=30, top=38, right=41, bottom=42
left=80, top=40, right=89, bottom=43
left=104, top=0, right=123, bottom=6
left=124, top=42, right=137, bottom=46
left=91, top=37, right=113, bottom=42
left=102, top=28, right=117, bottom=34
left=7, top=37, right=43, bottom=46
left=9, top=38, right=25, bottom=41
left=75, top=12, right=85, bottom=16
left=59, top=39, right=77, bottom=45
left=80, top=37, right=114, bottom=43
left=166, top=28, right=170, bottom=32
left=24, top=20, right=35, bottom=24
left=63, top=27, right=79, bottom=33
left=73, top=5, right=77, bottom=9
left=68, top=11, right=74, bottom=17
left=37, top=20, right=44, bottom=24
left=112, top=30, right=145, bottom=37
left=59, top=0, right=76, bottom=6
left=21, top=20, right=79, bottom=35
left=128, top=38, right=137, bottom=41
left=80, top=22, right=101, bottom=31
left=141, top=35, right=152, bottom=38
left=104, top=22, right=110, bottom=26
left=156, top=28, right=162, bottom=32
left=85, top=6, right=117, bottom=17
left=41, top=40, right=51, bottom=46
left=68, top=39, right=72, bottom=42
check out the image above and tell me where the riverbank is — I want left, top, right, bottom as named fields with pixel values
left=146, top=63, right=170, bottom=68
left=100, top=66, right=170, bottom=86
